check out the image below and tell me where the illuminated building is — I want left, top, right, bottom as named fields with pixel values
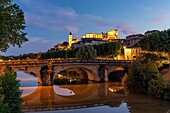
left=124, top=45, right=142, bottom=60
left=81, top=29, right=118, bottom=41
left=68, top=32, right=79, bottom=48
left=123, top=34, right=144, bottom=60
left=68, top=29, right=118, bottom=48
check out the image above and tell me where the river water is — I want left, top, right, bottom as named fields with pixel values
left=16, top=70, right=170, bottom=113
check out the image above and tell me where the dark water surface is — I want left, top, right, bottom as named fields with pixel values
left=16, top=71, right=170, bottom=113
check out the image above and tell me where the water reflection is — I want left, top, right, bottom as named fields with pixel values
left=54, top=85, right=75, bottom=96
left=16, top=70, right=38, bottom=87
left=21, top=83, right=170, bottom=113
left=17, top=71, right=170, bottom=113
left=20, top=87, right=37, bottom=97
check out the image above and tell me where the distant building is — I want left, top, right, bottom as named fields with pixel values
left=54, top=43, right=67, bottom=50
left=124, top=43, right=142, bottom=60
left=126, top=34, right=144, bottom=47
left=82, top=29, right=118, bottom=41
left=68, top=32, right=79, bottom=48
left=145, top=30, right=159, bottom=36
left=81, top=38, right=107, bottom=45
left=68, top=29, right=118, bottom=49
left=71, top=41, right=82, bottom=49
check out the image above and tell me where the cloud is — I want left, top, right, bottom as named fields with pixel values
left=56, top=8, right=76, bottom=18
left=85, top=15, right=114, bottom=27
left=143, top=7, right=168, bottom=23
left=117, top=23, right=136, bottom=35
left=20, top=0, right=138, bottom=36
left=151, top=12, right=167, bottom=23
left=20, top=1, right=118, bottom=33
left=26, top=15, right=79, bottom=33
left=0, top=37, right=55, bottom=56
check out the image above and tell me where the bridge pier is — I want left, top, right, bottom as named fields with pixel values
left=98, top=65, right=109, bottom=82
left=104, top=68, right=108, bottom=82
left=41, top=72, right=54, bottom=86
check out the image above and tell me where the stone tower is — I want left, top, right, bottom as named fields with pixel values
left=68, top=32, right=72, bottom=47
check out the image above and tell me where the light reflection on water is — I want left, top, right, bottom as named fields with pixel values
left=17, top=71, right=170, bottom=113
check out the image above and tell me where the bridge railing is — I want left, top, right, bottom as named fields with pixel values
left=0, top=59, right=132, bottom=66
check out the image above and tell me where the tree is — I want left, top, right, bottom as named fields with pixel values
left=0, top=95, right=11, bottom=113
left=139, top=29, right=170, bottom=67
left=0, top=0, right=28, bottom=52
left=125, top=60, right=167, bottom=95
left=76, top=45, right=97, bottom=59
left=0, top=66, right=22, bottom=113
left=63, top=41, right=69, bottom=46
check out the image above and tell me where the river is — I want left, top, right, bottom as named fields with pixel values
left=16, top=70, right=170, bottom=113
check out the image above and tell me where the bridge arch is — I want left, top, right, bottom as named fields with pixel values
left=13, top=67, right=43, bottom=85
left=53, top=65, right=99, bottom=82
left=107, top=67, right=127, bottom=82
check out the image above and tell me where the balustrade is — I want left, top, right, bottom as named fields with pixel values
left=0, top=59, right=132, bottom=66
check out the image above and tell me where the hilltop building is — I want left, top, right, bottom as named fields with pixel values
left=145, top=30, right=159, bottom=36
left=81, top=29, right=118, bottom=41
left=68, top=29, right=119, bottom=49
left=125, top=34, right=144, bottom=47
left=68, top=32, right=79, bottom=47
left=123, top=34, right=144, bottom=60
left=123, top=30, right=159, bottom=60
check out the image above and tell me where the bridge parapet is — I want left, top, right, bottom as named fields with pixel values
left=0, top=59, right=132, bottom=67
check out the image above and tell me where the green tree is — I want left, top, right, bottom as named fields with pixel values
left=76, top=45, right=97, bottom=59
left=125, top=60, right=167, bottom=95
left=139, top=29, right=170, bottom=67
left=0, top=67, right=22, bottom=113
left=148, top=76, right=167, bottom=97
left=0, top=95, right=11, bottom=113
left=0, top=0, right=28, bottom=52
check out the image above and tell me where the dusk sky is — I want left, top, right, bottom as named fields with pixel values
left=1, top=0, right=170, bottom=56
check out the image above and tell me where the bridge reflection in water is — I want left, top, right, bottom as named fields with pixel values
left=21, top=84, right=170, bottom=113
left=21, top=83, right=125, bottom=111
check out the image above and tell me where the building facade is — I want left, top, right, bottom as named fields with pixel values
left=126, top=34, right=144, bottom=47
left=81, top=29, right=118, bottom=41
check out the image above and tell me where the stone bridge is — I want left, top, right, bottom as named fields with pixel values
left=0, top=59, right=131, bottom=85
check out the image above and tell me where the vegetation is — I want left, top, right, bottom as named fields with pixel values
left=0, top=66, right=22, bottom=113
left=76, top=45, right=97, bottom=59
left=124, top=29, right=170, bottom=99
left=0, top=0, right=28, bottom=52
left=0, top=95, right=11, bottom=113
left=138, top=53, right=168, bottom=68
left=0, top=0, right=27, bottom=112
left=41, top=42, right=121, bottom=59
left=139, top=29, right=170, bottom=66
left=125, top=60, right=167, bottom=96
left=93, top=41, right=121, bottom=57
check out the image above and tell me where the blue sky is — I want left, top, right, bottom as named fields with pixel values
left=2, top=0, right=170, bottom=56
